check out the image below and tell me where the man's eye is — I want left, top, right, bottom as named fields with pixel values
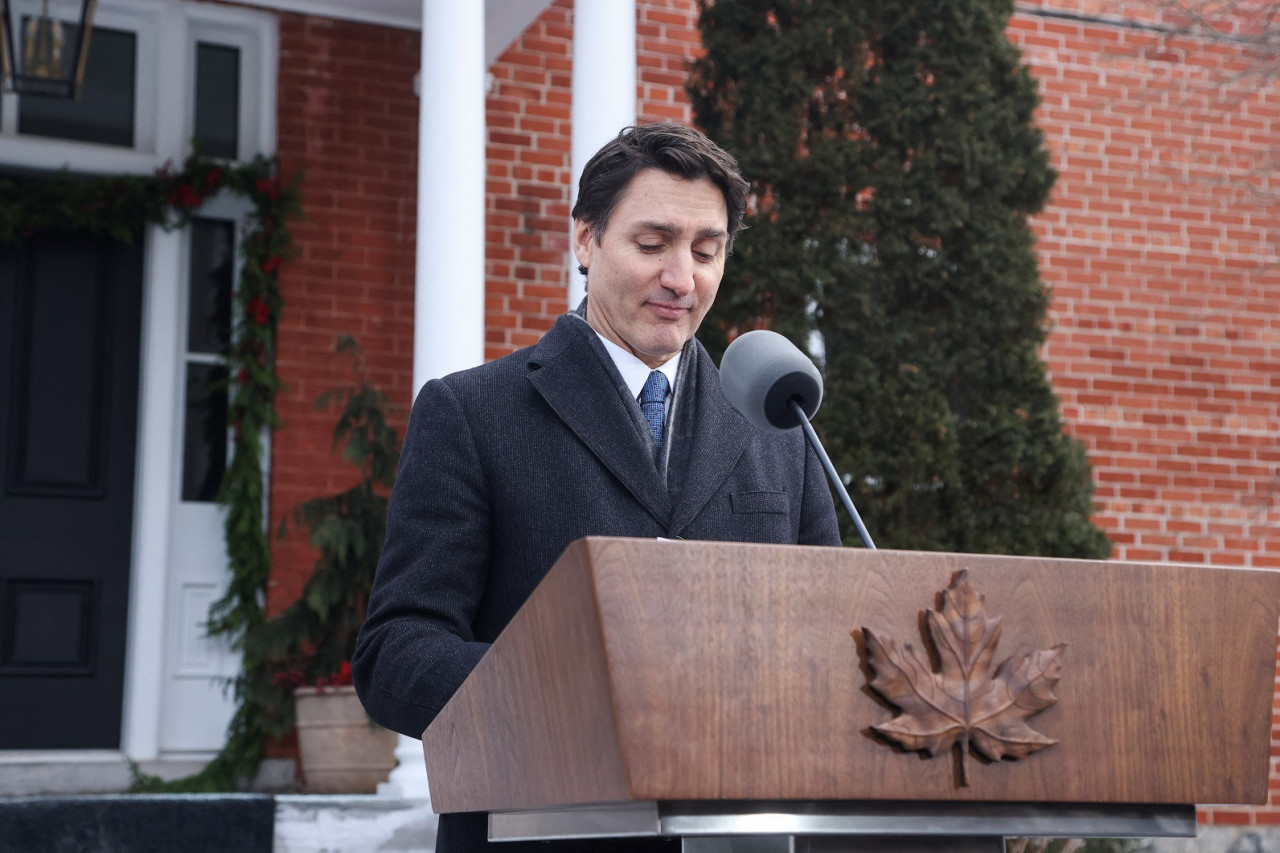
left=694, top=251, right=716, bottom=262
left=638, top=244, right=663, bottom=253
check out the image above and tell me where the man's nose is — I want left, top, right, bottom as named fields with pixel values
left=660, top=251, right=696, bottom=296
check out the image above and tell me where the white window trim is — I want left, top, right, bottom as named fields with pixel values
left=151, top=192, right=256, bottom=755
left=0, top=0, right=162, bottom=172
left=186, top=2, right=278, bottom=160
left=0, top=0, right=277, bottom=170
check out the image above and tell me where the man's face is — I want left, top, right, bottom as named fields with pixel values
left=574, top=168, right=729, bottom=369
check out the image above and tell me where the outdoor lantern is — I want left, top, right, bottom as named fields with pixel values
left=0, top=0, right=97, bottom=99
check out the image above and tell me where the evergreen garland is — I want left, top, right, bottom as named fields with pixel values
left=690, top=0, right=1110, bottom=558
left=0, top=152, right=303, bottom=790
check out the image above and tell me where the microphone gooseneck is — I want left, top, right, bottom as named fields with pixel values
left=720, top=330, right=876, bottom=549
left=787, top=398, right=876, bottom=550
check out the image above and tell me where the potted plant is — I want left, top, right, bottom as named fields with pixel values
left=261, top=336, right=402, bottom=793
left=273, top=662, right=397, bottom=794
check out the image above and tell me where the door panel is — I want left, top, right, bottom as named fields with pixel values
left=0, top=229, right=144, bottom=749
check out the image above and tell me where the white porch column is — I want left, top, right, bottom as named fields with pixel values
left=568, top=1, right=637, bottom=307
left=383, top=0, right=486, bottom=802
left=414, top=0, right=486, bottom=395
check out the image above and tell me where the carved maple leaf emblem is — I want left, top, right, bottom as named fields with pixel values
left=861, top=570, right=1065, bottom=785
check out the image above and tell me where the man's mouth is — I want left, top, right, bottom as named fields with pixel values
left=648, top=302, right=691, bottom=320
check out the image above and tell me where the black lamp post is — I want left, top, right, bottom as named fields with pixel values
left=0, top=0, right=98, bottom=99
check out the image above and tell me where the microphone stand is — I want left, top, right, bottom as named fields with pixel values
left=789, top=399, right=876, bottom=549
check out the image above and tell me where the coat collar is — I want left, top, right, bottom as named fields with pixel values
left=525, top=312, right=755, bottom=535
left=526, top=314, right=671, bottom=524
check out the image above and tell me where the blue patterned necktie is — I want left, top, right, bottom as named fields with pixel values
left=639, top=370, right=669, bottom=445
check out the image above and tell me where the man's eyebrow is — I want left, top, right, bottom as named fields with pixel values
left=634, top=221, right=727, bottom=240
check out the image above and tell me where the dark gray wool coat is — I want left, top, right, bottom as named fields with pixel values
left=353, top=309, right=841, bottom=853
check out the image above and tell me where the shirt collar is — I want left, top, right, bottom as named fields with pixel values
left=595, top=333, right=682, bottom=400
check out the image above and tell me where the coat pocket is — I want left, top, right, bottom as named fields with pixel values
left=730, top=491, right=791, bottom=515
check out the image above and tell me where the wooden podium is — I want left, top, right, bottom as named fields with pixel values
left=422, top=537, right=1280, bottom=851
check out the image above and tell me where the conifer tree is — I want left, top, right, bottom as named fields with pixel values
left=690, top=0, right=1110, bottom=558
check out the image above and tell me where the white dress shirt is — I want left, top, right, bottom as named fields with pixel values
left=595, top=333, right=681, bottom=419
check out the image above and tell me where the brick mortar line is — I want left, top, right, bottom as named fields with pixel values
left=1014, top=2, right=1270, bottom=45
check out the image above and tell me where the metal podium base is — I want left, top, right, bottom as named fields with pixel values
left=489, top=801, right=1198, bottom=851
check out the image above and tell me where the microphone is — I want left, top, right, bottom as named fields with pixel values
left=719, top=330, right=876, bottom=549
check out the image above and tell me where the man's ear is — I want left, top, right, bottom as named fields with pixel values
left=571, top=218, right=595, bottom=272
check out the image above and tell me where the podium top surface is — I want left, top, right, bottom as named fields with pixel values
left=423, top=538, right=1280, bottom=813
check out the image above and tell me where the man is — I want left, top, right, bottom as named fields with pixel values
left=353, top=122, right=841, bottom=852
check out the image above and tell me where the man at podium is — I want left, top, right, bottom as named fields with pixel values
left=353, top=121, right=841, bottom=852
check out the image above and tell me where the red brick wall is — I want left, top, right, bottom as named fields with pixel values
left=636, top=0, right=701, bottom=122
left=269, top=0, right=1279, bottom=820
left=484, top=0, right=573, bottom=360
left=269, top=13, right=420, bottom=614
left=1016, top=0, right=1280, bottom=570
left=1011, top=0, right=1280, bottom=825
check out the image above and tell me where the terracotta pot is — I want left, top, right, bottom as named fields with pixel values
left=294, top=685, right=398, bottom=793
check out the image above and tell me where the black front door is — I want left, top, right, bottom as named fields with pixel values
left=0, top=228, right=144, bottom=749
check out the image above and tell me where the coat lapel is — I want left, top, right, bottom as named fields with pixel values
left=666, top=341, right=755, bottom=536
left=526, top=315, right=672, bottom=525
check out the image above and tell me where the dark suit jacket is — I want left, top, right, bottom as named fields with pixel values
left=353, top=311, right=840, bottom=853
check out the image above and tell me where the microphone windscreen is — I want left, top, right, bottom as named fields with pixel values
left=719, top=330, right=823, bottom=433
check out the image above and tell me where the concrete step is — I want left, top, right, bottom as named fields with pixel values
left=0, top=752, right=296, bottom=796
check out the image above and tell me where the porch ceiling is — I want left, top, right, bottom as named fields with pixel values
left=234, top=0, right=556, bottom=64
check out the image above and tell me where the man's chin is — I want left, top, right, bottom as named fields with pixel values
left=637, top=333, right=693, bottom=364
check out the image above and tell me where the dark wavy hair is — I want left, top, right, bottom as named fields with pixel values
left=571, top=122, right=749, bottom=273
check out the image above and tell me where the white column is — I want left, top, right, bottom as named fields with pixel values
left=568, top=0, right=637, bottom=308
left=382, top=0, right=486, bottom=803
left=414, top=0, right=486, bottom=395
